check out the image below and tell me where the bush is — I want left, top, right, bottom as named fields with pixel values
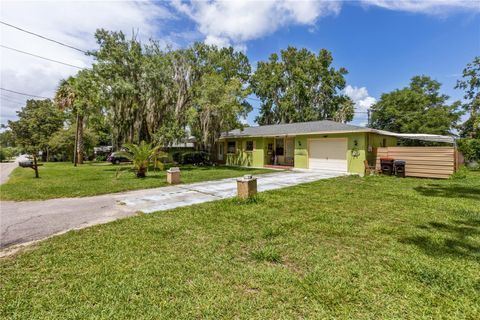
left=0, top=146, right=19, bottom=162
left=172, top=151, right=209, bottom=165
left=48, top=127, right=98, bottom=162
left=171, top=151, right=183, bottom=164
left=457, top=138, right=480, bottom=161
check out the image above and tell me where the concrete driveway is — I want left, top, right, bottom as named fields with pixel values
left=0, top=155, right=28, bottom=185
left=0, top=170, right=345, bottom=250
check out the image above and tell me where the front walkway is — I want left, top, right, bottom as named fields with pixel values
left=1, top=170, right=345, bottom=251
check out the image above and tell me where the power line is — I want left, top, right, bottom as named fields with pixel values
left=0, top=95, right=26, bottom=104
left=1, top=44, right=84, bottom=69
left=0, top=88, right=50, bottom=99
left=0, top=20, right=88, bottom=54
left=1, top=93, right=26, bottom=101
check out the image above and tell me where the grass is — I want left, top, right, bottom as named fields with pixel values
left=0, top=162, right=273, bottom=201
left=1, top=171, right=479, bottom=319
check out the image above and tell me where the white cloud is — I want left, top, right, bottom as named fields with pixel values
left=345, top=85, right=376, bottom=126
left=204, top=35, right=232, bottom=48
left=345, top=85, right=376, bottom=111
left=172, top=0, right=478, bottom=52
left=172, top=0, right=340, bottom=50
left=0, top=0, right=171, bottom=125
left=361, top=0, right=480, bottom=15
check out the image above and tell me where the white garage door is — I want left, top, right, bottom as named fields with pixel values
left=308, top=138, right=348, bottom=172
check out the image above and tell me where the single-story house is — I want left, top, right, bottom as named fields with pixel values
left=217, top=120, right=455, bottom=176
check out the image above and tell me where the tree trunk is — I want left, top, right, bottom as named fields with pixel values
left=33, top=154, right=39, bottom=178
left=77, top=115, right=84, bottom=164
left=136, top=169, right=146, bottom=178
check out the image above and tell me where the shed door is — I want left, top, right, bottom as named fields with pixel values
left=308, top=139, right=348, bottom=172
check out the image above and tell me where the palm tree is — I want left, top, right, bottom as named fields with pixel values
left=118, top=141, right=164, bottom=178
left=55, top=77, right=83, bottom=165
left=54, top=70, right=101, bottom=165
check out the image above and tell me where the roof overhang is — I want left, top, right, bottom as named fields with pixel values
left=220, top=128, right=455, bottom=144
left=219, top=129, right=373, bottom=139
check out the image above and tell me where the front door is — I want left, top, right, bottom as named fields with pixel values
left=275, top=137, right=285, bottom=164
left=266, top=141, right=274, bottom=164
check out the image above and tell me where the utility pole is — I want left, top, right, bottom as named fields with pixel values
left=73, top=112, right=79, bottom=166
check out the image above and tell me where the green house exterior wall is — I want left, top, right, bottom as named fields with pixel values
left=222, top=132, right=397, bottom=175
left=224, top=137, right=264, bottom=167
left=366, top=133, right=398, bottom=163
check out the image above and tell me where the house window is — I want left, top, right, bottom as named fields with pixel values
left=245, top=141, right=254, bottom=151
left=275, top=138, right=284, bottom=156
left=227, top=141, right=236, bottom=153
left=382, top=138, right=387, bottom=147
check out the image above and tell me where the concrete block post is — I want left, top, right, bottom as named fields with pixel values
left=236, top=175, right=257, bottom=199
left=167, top=167, right=181, bottom=184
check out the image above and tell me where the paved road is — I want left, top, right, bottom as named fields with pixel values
left=0, top=155, right=28, bottom=184
left=0, top=170, right=345, bottom=250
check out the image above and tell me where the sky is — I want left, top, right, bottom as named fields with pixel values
left=1, top=0, right=479, bottom=128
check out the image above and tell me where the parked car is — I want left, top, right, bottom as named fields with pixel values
left=107, top=152, right=131, bottom=164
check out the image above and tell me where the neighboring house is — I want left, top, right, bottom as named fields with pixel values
left=217, top=120, right=453, bottom=175
left=167, top=137, right=196, bottom=149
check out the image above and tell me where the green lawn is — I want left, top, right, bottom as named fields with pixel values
left=0, top=162, right=273, bottom=201
left=1, top=172, right=479, bottom=319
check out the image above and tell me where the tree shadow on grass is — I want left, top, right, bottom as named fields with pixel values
left=414, top=184, right=480, bottom=200
left=400, top=218, right=480, bottom=262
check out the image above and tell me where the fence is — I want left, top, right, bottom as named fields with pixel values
left=375, top=147, right=456, bottom=179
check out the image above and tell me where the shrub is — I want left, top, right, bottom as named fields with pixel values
left=0, top=146, right=19, bottom=161
left=171, top=151, right=183, bottom=163
left=172, top=151, right=210, bottom=165
left=48, top=127, right=98, bottom=162
left=457, top=138, right=480, bottom=161
left=183, top=151, right=209, bottom=164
